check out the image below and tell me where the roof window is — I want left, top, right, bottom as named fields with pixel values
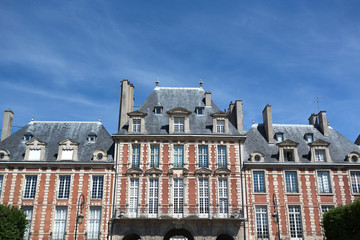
left=154, top=107, right=163, bottom=114
left=304, top=133, right=313, bottom=143
left=275, top=133, right=284, bottom=142
left=23, top=132, right=33, bottom=141
left=87, top=132, right=97, bottom=142
left=196, top=107, right=204, bottom=115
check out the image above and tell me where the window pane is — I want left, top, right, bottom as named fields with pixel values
left=317, top=172, right=331, bottom=193
left=53, top=207, right=67, bottom=240
left=88, top=207, right=101, bottom=240
left=285, top=172, right=298, bottom=193
left=253, top=172, right=265, bottom=193
left=92, top=176, right=104, bottom=199
left=129, top=178, right=139, bottom=217
left=315, top=150, right=326, bottom=162
left=0, top=175, right=3, bottom=197
left=148, top=179, right=159, bottom=216
left=61, top=149, right=73, bottom=160
left=255, top=206, right=269, bottom=239
left=351, top=172, right=360, bottom=193
left=58, top=176, right=71, bottom=199
left=217, top=146, right=227, bottom=168
left=133, top=119, right=141, bottom=132
left=198, top=145, right=208, bottom=168
left=132, top=145, right=140, bottom=168
left=217, top=120, right=225, bottom=133
left=173, top=178, right=184, bottom=215
left=23, top=206, right=33, bottom=240
left=174, top=145, right=184, bottom=168
left=150, top=145, right=159, bottom=168
left=29, top=149, right=41, bottom=160
left=174, top=118, right=185, bottom=132
left=218, top=179, right=228, bottom=216
left=199, top=179, right=209, bottom=215
left=288, top=206, right=302, bottom=239
left=24, top=176, right=37, bottom=199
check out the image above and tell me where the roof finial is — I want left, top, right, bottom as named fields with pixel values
left=199, top=79, right=203, bottom=87
left=252, top=119, right=255, bottom=124
left=31, top=116, right=34, bottom=121
left=155, top=78, right=159, bottom=87
left=99, top=116, right=102, bottom=122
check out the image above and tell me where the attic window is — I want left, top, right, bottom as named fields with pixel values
left=275, top=133, right=283, bottom=142
left=154, top=107, right=163, bottom=114
left=23, top=133, right=33, bottom=141
left=305, top=134, right=313, bottom=143
left=0, top=153, right=4, bottom=160
left=196, top=107, right=204, bottom=115
left=284, top=150, right=294, bottom=161
left=87, top=133, right=97, bottom=142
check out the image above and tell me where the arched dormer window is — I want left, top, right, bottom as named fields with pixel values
left=93, top=150, right=107, bottom=161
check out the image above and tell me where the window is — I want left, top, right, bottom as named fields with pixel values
left=129, top=178, right=139, bottom=217
left=173, top=178, right=184, bottom=216
left=284, top=150, right=294, bottom=161
left=305, top=134, right=313, bottom=143
left=87, top=133, right=97, bottom=142
left=218, top=179, right=228, bottom=217
left=253, top=171, right=265, bottom=193
left=23, top=206, right=33, bottom=240
left=174, top=118, right=185, bottom=132
left=276, top=133, right=283, bottom=142
left=217, top=146, right=227, bottom=168
left=148, top=179, right=159, bottom=217
left=150, top=145, right=159, bottom=168
left=317, top=171, right=332, bottom=193
left=285, top=172, right=298, bottom=193
left=174, top=145, right=184, bottom=168
left=53, top=207, right=67, bottom=240
left=288, top=206, right=303, bottom=240
left=132, top=119, right=141, bottom=133
left=88, top=207, right=101, bottom=240
left=154, top=107, right=163, bottom=114
left=350, top=172, right=360, bottom=194
left=217, top=120, right=225, bottom=133
left=23, top=133, right=33, bottom=141
left=0, top=175, right=3, bottom=197
left=24, top=176, right=37, bottom=199
left=28, top=149, right=41, bottom=160
left=132, top=145, right=140, bottom=168
left=58, top=176, right=71, bottom=199
left=61, top=149, right=73, bottom=160
left=315, top=150, right=326, bottom=162
left=196, top=107, right=204, bottom=115
left=255, top=206, right=269, bottom=239
left=199, top=178, right=209, bottom=217
left=0, top=153, right=4, bottom=160
left=92, top=176, right=104, bottom=199
left=198, top=145, right=208, bottom=168
left=321, top=205, right=334, bottom=214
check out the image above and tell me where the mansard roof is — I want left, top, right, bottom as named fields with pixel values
left=117, top=87, right=242, bottom=136
left=244, top=123, right=360, bottom=164
left=0, top=121, right=114, bottom=162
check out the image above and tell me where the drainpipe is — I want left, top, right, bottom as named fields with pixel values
left=110, top=140, right=119, bottom=240
left=239, top=139, right=247, bottom=240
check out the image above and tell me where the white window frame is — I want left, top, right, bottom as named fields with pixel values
left=217, top=120, right=225, bottom=133
left=150, top=145, right=159, bottom=168
left=198, top=178, right=209, bottom=218
left=61, top=149, right=73, bottom=160
left=174, top=145, right=184, bottom=168
left=174, top=118, right=185, bottom=132
left=288, top=206, right=303, bottom=240
left=198, top=145, right=208, bottom=168
left=24, top=176, right=37, bottom=199
left=217, top=146, right=227, bottom=168
left=132, top=145, right=140, bottom=168
left=315, top=149, right=326, bottom=162
left=285, top=171, right=298, bottom=193
left=53, top=207, right=67, bottom=240
left=88, top=207, right=101, bottom=240
left=28, top=149, right=41, bottom=160
left=148, top=178, right=159, bottom=217
left=255, top=206, right=269, bottom=240
left=253, top=171, right=265, bottom=193
left=23, top=206, right=33, bottom=240
left=129, top=178, right=139, bottom=218
left=317, top=171, right=332, bottom=194
left=92, top=176, right=104, bottom=199
left=218, top=179, right=228, bottom=217
left=58, top=176, right=71, bottom=199
left=350, top=171, right=360, bottom=194
left=321, top=205, right=334, bottom=215
left=132, top=119, right=141, bottom=133
left=173, top=178, right=184, bottom=217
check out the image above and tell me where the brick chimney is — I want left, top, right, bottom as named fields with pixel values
left=308, top=113, right=318, bottom=126
left=318, top=111, right=329, bottom=137
left=1, top=109, right=14, bottom=141
left=229, top=100, right=244, bottom=134
left=205, top=91, right=211, bottom=106
left=118, top=80, right=135, bottom=131
left=262, top=104, right=273, bottom=143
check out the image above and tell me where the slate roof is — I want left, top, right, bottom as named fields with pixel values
left=0, top=121, right=114, bottom=162
left=116, top=87, right=242, bottom=136
left=244, top=123, right=360, bottom=164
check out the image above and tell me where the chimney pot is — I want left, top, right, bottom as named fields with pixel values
left=262, top=104, right=273, bottom=143
left=318, top=111, right=329, bottom=136
left=205, top=92, right=211, bottom=106
left=1, top=109, right=14, bottom=141
left=308, top=113, right=317, bottom=126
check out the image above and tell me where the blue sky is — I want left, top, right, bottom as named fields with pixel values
left=1, top=0, right=360, bottom=141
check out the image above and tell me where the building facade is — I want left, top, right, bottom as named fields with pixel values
left=110, top=80, right=246, bottom=240
left=0, top=113, right=114, bottom=240
left=243, top=105, right=360, bottom=240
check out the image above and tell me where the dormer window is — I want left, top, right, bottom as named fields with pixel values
left=308, top=139, right=332, bottom=163
left=23, top=132, right=33, bottom=141
left=305, top=134, right=313, bottom=143
left=93, top=150, right=107, bottom=161
left=25, top=138, right=47, bottom=161
left=167, top=108, right=191, bottom=134
left=275, top=133, right=284, bottom=142
left=132, top=119, right=141, bottom=133
left=315, top=150, right=326, bottom=162
left=57, top=138, right=79, bottom=161
left=210, top=112, right=229, bottom=134
left=128, top=110, right=147, bottom=134
left=277, top=139, right=299, bottom=162
left=154, top=107, right=163, bottom=114
left=196, top=107, right=204, bottom=115
left=284, top=149, right=294, bottom=161
left=87, top=132, right=97, bottom=142
left=29, top=149, right=41, bottom=160
left=61, top=149, right=74, bottom=160
left=217, top=120, right=225, bottom=133
left=174, top=118, right=185, bottom=132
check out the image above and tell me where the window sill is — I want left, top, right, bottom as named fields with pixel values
left=285, top=192, right=300, bottom=195
left=253, top=192, right=267, bottom=195
left=318, top=192, right=334, bottom=196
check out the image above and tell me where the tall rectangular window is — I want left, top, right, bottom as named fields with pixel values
left=53, top=207, right=67, bottom=240
left=288, top=206, right=303, bottom=239
left=24, top=176, right=37, bottom=199
left=317, top=171, right=332, bottom=193
left=255, top=206, right=269, bottom=239
left=132, top=145, right=140, bottom=168
left=285, top=171, right=298, bottom=193
left=321, top=205, right=334, bottom=214
left=198, top=145, right=208, bottom=168
left=217, top=146, right=227, bottom=168
left=350, top=172, right=360, bottom=194
left=150, top=145, right=159, bottom=168
left=173, top=178, right=184, bottom=216
left=174, top=118, right=185, bottom=132
left=92, top=176, right=104, bottom=199
left=174, top=145, right=184, bottom=168
left=253, top=171, right=265, bottom=193
left=61, top=149, right=73, bottom=160
left=284, top=149, right=294, bottom=161
left=88, top=207, right=101, bottom=240
left=28, top=149, right=41, bottom=160
left=148, top=179, right=159, bottom=217
left=132, top=119, right=141, bottom=133
left=58, top=176, right=71, bottom=199
left=199, top=178, right=209, bottom=217
left=0, top=175, right=3, bottom=197
left=23, top=206, right=33, bottom=240
left=217, top=120, right=225, bottom=133
left=315, top=150, right=326, bottom=162
left=129, top=178, right=139, bottom=217
left=218, top=179, right=228, bottom=217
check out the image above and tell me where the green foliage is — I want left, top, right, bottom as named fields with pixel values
left=323, top=198, right=360, bottom=240
left=0, top=204, right=28, bottom=240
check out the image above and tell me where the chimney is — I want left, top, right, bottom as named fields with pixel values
left=318, top=111, right=329, bottom=136
left=1, top=109, right=14, bottom=141
left=229, top=100, right=244, bottom=134
left=308, top=113, right=318, bottom=126
left=118, top=80, right=134, bottom=131
left=262, top=104, right=273, bottom=143
left=205, top=91, right=211, bottom=106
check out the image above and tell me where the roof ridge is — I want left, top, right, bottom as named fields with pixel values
left=30, top=121, right=102, bottom=124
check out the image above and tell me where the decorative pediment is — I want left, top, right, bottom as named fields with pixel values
left=145, top=167, right=163, bottom=176
left=308, top=139, right=330, bottom=147
left=195, top=167, right=212, bottom=176
left=126, top=167, right=143, bottom=176
left=214, top=168, right=231, bottom=176
left=168, top=168, right=189, bottom=176
left=58, top=138, right=79, bottom=146
left=127, top=110, right=148, bottom=117
left=276, top=139, right=299, bottom=147
left=25, top=137, right=47, bottom=146
left=210, top=111, right=229, bottom=118
left=167, top=107, right=192, bottom=115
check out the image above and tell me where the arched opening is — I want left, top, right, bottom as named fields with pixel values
left=164, top=228, right=194, bottom=240
left=216, top=234, right=234, bottom=240
left=123, top=233, right=141, bottom=240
